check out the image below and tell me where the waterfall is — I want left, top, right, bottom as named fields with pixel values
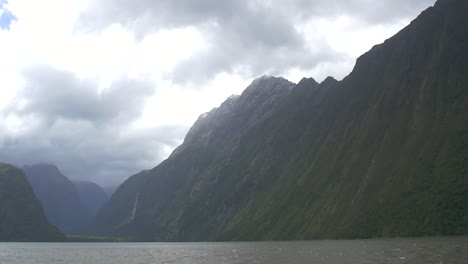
left=128, top=192, right=139, bottom=223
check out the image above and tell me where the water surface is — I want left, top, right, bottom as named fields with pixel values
left=0, top=236, right=466, bottom=264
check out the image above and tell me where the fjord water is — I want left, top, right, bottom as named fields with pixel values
left=0, top=237, right=466, bottom=264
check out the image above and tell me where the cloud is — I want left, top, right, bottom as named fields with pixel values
left=167, top=17, right=342, bottom=83
left=80, top=0, right=434, bottom=32
left=78, top=0, right=339, bottom=83
left=78, top=0, right=435, bottom=83
left=0, top=65, right=188, bottom=186
left=0, top=0, right=436, bottom=188
left=285, top=0, right=435, bottom=24
left=10, top=65, right=154, bottom=124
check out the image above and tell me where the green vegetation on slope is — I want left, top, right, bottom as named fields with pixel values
left=88, top=0, right=468, bottom=241
left=0, top=163, right=65, bottom=242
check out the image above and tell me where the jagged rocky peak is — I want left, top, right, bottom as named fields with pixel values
left=241, top=75, right=295, bottom=98
left=236, top=76, right=296, bottom=125
left=195, top=75, right=294, bottom=124
left=292, top=77, right=320, bottom=96
left=184, top=76, right=295, bottom=145
left=320, top=76, right=338, bottom=87
left=192, top=94, right=240, bottom=124
left=213, top=94, right=242, bottom=118
left=221, top=94, right=241, bottom=109
left=183, top=103, right=238, bottom=146
left=321, top=76, right=337, bottom=84
left=297, top=77, right=318, bottom=86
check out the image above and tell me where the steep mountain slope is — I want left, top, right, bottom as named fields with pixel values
left=89, top=0, right=467, bottom=241
left=0, top=163, right=65, bottom=241
left=74, top=181, right=109, bottom=216
left=88, top=77, right=297, bottom=238
left=22, top=164, right=91, bottom=234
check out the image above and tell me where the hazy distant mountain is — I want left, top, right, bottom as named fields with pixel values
left=102, top=185, right=119, bottom=197
left=74, top=181, right=109, bottom=216
left=0, top=163, right=64, bottom=241
left=21, top=164, right=91, bottom=234
left=88, top=0, right=467, bottom=241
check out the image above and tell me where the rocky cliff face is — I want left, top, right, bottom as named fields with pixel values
left=0, top=163, right=65, bottom=241
left=88, top=0, right=467, bottom=241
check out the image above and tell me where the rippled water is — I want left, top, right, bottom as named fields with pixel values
left=0, top=237, right=466, bottom=264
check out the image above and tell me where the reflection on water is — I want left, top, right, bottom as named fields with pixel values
left=0, top=236, right=466, bottom=264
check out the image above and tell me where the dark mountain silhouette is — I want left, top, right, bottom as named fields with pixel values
left=22, top=164, right=91, bottom=234
left=74, top=181, right=109, bottom=216
left=0, top=163, right=65, bottom=241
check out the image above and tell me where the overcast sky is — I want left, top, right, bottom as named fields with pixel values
left=0, top=0, right=436, bottom=187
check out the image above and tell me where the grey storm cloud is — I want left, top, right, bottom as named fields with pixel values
left=286, top=0, right=436, bottom=24
left=79, top=0, right=435, bottom=83
left=0, top=65, right=189, bottom=186
left=11, top=65, right=153, bottom=124
left=80, top=0, right=324, bottom=83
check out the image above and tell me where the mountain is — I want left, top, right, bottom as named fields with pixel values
left=103, top=184, right=119, bottom=197
left=22, top=164, right=91, bottom=234
left=74, top=181, right=109, bottom=216
left=87, top=77, right=297, bottom=239
left=88, top=0, right=468, bottom=241
left=0, top=163, right=65, bottom=241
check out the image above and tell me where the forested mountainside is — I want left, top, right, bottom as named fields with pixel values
left=0, top=163, right=65, bottom=241
left=88, top=0, right=467, bottom=241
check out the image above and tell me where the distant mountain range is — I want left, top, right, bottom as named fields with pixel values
left=21, top=164, right=108, bottom=234
left=0, top=163, right=64, bottom=241
left=85, top=0, right=468, bottom=241
left=74, top=180, right=109, bottom=216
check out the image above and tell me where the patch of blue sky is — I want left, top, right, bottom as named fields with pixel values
left=0, top=0, right=17, bottom=30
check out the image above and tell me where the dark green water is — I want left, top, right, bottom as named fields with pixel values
left=0, top=237, right=466, bottom=264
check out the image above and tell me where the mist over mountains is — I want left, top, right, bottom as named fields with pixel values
left=20, top=164, right=109, bottom=235
left=74, top=180, right=109, bottom=216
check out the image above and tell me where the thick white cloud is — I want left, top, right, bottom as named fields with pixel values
left=0, top=0, right=436, bottom=186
